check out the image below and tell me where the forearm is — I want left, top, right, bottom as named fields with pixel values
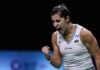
left=44, top=54, right=51, bottom=60
left=44, top=54, right=61, bottom=68
left=95, top=58, right=100, bottom=70
left=50, top=55, right=62, bottom=68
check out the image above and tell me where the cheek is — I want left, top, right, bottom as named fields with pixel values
left=53, top=24, right=56, bottom=27
left=53, top=23, right=57, bottom=27
left=60, top=21, right=65, bottom=26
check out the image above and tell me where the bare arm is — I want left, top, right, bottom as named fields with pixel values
left=42, top=31, right=62, bottom=68
left=50, top=31, right=62, bottom=68
left=81, top=28, right=100, bottom=70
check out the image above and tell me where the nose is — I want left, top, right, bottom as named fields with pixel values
left=54, top=23, right=60, bottom=29
left=54, top=22, right=59, bottom=27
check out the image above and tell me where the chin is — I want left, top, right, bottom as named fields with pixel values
left=59, top=30, right=64, bottom=35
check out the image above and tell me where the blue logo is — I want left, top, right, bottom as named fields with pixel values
left=10, top=59, right=47, bottom=70
left=10, top=59, right=22, bottom=70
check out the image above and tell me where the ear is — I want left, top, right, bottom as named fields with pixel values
left=65, top=16, right=70, bottom=22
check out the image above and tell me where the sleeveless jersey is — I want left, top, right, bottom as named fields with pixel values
left=57, top=24, right=95, bottom=70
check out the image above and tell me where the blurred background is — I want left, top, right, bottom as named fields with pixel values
left=0, top=0, right=100, bottom=70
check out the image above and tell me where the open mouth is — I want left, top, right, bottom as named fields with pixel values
left=56, top=27, right=61, bottom=31
left=55, top=26, right=62, bottom=31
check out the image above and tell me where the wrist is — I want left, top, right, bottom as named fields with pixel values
left=45, top=54, right=51, bottom=60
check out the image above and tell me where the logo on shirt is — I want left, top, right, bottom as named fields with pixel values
left=65, top=46, right=72, bottom=50
left=74, top=39, right=79, bottom=43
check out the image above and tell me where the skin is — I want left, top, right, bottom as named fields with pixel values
left=42, top=13, right=100, bottom=70
left=80, top=28, right=100, bottom=70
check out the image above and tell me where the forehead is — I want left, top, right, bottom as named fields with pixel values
left=51, top=13, right=62, bottom=20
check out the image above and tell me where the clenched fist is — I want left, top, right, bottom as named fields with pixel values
left=42, top=46, right=50, bottom=55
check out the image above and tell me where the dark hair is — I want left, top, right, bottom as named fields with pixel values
left=50, top=3, right=70, bottom=18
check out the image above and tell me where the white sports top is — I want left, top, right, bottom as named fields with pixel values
left=57, top=24, right=95, bottom=70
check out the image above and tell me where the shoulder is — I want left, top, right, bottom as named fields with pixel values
left=51, top=31, right=58, bottom=43
left=52, top=31, right=58, bottom=38
left=80, top=28, right=92, bottom=38
left=77, top=24, right=92, bottom=36
left=80, top=27, right=94, bottom=43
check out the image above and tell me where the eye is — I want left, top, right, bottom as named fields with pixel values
left=56, top=20, right=61, bottom=23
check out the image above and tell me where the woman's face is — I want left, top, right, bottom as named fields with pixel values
left=51, top=13, right=70, bottom=34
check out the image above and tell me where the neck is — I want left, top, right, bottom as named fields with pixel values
left=63, top=22, right=73, bottom=37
